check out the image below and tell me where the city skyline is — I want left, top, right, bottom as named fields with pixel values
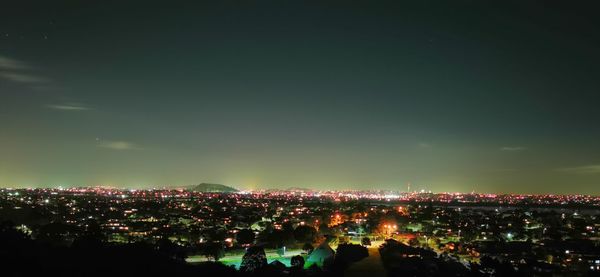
left=2, top=1, right=600, bottom=194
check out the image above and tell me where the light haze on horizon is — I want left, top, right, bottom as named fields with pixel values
left=1, top=1, right=600, bottom=194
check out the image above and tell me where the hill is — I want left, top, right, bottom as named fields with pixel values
left=189, top=183, right=238, bottom=193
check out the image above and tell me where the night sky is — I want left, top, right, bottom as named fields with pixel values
left=2, top=1, right=600, bottom=194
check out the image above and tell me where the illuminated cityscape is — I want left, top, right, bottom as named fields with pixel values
left=2, top=1, right=600, bottom=276
left=2, top=186, right=600, bottom=276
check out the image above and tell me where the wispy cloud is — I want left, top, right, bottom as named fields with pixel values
left=98, top=140, right=140, bottom=151
left=500, top=146, right=527, bottom=151
left=0, top=56, right=30, bottom=70
left=1, top=72, right=49, bottom=83
left=0, top=55, right=49, bottom=85
left=46, top=103, right=90, bottom=111
left=418, top=142, right=432, bottom=148
left=557, top=164, right=600, bottom=174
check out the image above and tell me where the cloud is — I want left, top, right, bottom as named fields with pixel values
left=0, top=55, right=49, bottom=84
left=1, top=72, right=48, bottom=83
left=46, top=103, right=90, bottom=111
left=557, top=164, right=600, bottom=175
left=418, top=142, right=432, bottom=148
left=500, top=146, right=527, bottom=151
left=98, top=140, right=140, bottom=151
left=0, top=56, right=30, bottom=70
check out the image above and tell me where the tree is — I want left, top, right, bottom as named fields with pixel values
left=200, top=242, right=224, bottom=261
left=266, top=229, right=294, bottom=248
left=36, top=222, right=73, bottom=245
left=0, top=221, right=29, bottom=244
left=256, top=228, right=271, bottom=246
left=335, top=243, right=369, bottom=264
left=84, top=220, right=105, bottom=241
left=240, top=246, right=267, bottom=272
left=291, top=255, right=305, bottom=269
left=236, top=229, right=255, bottom=245
left=361, top=237, right=371, bottom=246
left=302, top=242, right=314, bottom=254
left=318, top=222, right=333, bottom=236
left=408, top=238, right=419, bottom=247
left=203, top=227, right=227, bottom=242
left=157, top=238, right=187, bottom=261
left=282, top=221, right=295, bottom=234
left=294, top=225, right=317, bottom=243
left=188, top=227, right=202, bottom=244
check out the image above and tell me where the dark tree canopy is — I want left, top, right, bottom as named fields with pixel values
left=361, top=237, right=372, bottom=246
left=200, top=242, right=225, bottom=261
left=335, top=243, right=369, bottom=264
left=240, top=246, right=268, bottom=273
left=291, top=255, right=305, bottom=269
left=302, top=242, right=315, bottom=254
left=294, top=225, right=317, bottom=244
left=236, top=229, right=255, bottom=245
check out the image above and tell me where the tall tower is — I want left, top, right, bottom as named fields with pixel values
left=407, top=182, right=411, bottom=193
